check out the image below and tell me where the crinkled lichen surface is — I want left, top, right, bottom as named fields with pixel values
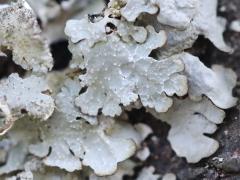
left=0, top=0, right=237, bottom=179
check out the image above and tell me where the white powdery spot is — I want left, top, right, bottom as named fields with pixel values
left=153, top=97, right=225, bottom=163
left=0, top=1, right=53, bottom=73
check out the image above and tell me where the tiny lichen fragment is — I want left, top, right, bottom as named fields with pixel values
left=156, top=97, right=225, bottom=163
left=182, top=53, right=237, bottom=109
left=0, top=0, right=53, bottom=72
left=136, top=146, right=151, bottom=161
left=137, top=166, right=160, bottom=180
left=0, top=74, right=54, bottom=122
left=162, top=173, right=177, bottom=180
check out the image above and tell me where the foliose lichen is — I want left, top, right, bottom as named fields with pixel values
left=0, top=0, right=237, bottom=179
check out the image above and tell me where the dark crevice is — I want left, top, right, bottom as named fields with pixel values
left=88, top=14, right=104, bottom=23
left=97, top=108, right=103, bottom=115
left=149, top=49, right=159, bottom=60
left=106, top=22, right=117, bottom=34
left=50, top=39, right=72, bottom=70
left=79, top=86, right=88, bottom=95
left=20, top=109, right=28, bottom=114
left=46, top=146, right=52, bottom=157
left=69, top=148, right=75, bottom=156
left=0, top=48, right=25, bottom=79
left=36, top=17, right=43, bottom=29
left=188, top=36, right=216, bottom=67
left=76, top=117, right=82, bottom=121
left=55, top=0, right=68, bottom=5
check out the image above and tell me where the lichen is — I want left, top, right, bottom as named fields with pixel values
left=65, top=17, right=187, bottom=117
left=0, top=0, right=53, bottom=73
left=150, top=97, right=226, bottom=163
left=0, top=0, right=237, bottom=179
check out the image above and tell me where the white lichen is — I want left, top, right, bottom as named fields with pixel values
left=0, top=0, right=237, bottom=179
left=89, top=160, right=136, bottom=180
left=191, top=0, right=233, bottom=53
left=181, top=53, right=237, bottom=109
left=137, top=166, right=160, bottom=180
left=65, top=17, right=187, bottom=117
left=0, top=74, right=54, bottom=122
left=0, top=119, right=40, bottom=175
left=162, top=173, right=176, bottom=180
left=112, top=0, right=232, bottom=54
left=29, top=115, right=141, bottom=175
left=26, top=0, right=106, bottom=43
left=0, top=0, right=53, bottom=72
left=27, top=78, right=143, bottom=175
left=151, top=97, right=225, bottom=163
left=230, top=19, right=240, bottom=32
